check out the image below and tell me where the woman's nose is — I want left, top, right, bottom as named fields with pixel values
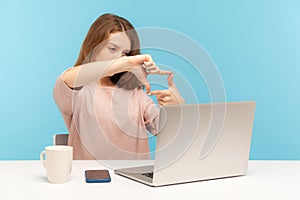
left=112, top=51, right=126, bottom=59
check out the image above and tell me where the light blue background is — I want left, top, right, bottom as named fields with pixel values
left=0, top=0, right=299, bottom=160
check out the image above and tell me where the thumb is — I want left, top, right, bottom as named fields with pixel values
left=167, top=73, right=175, bottom=88
left=159, top=70, right=173, bottom=75
left=144, top=81, right=151, bottom=94
left=144, top=54, right=150, bottom=62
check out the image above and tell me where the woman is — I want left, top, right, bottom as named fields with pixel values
left=53, top=13, right=185, bottom=160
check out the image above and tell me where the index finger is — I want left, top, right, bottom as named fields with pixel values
left=148, top=90, right=164, bottom=96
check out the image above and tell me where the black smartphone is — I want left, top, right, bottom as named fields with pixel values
left=85, top=169, right=111, bottom=183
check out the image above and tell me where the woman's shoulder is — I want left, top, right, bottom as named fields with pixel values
left=133, top=87, right=148, bottom=96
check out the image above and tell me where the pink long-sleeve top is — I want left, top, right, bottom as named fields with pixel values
left=53, top=70, right=159, bottom=160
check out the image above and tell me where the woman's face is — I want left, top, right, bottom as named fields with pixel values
left=94, top=31, right=131, bottom=61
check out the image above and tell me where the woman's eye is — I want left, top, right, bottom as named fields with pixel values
left=109, top=47, right=116, bottom=52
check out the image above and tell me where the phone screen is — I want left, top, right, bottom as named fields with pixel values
left=85, top=170, right=111, bottom=183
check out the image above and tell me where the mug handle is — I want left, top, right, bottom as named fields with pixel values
left=40, top=150, right=46, bottom=168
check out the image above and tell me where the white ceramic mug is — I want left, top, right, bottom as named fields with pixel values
left=40, top=145, right=73, bottom=183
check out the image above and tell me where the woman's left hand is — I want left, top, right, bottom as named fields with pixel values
left=149, top=73, right=185, bottom=106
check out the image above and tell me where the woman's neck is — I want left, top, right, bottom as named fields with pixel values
left=99, top=77, right=115, bottom=87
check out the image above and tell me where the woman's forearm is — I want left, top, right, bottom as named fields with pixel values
left=63, top=58, right=131, bottom=88
left=63, top=54, right=151, bottom=88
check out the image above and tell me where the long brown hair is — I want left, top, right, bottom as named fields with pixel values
left=74, top=13, right=140, bottom=66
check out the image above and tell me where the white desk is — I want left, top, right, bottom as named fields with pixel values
left=0, top=160, right=300, bottom=200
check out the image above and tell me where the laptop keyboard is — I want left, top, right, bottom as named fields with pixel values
left=141, top=172, right=153, bottom=179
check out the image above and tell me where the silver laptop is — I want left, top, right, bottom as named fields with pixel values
left=114, top=101, right=256, bottom=187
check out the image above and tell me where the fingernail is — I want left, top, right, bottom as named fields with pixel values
left=147, top=93, right=151, bottom=96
